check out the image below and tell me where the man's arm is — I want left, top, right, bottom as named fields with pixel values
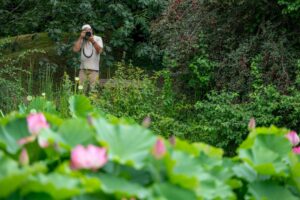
left=89, top=37, right=103, bottom=54
left=73, top=31, right=86, bottom=52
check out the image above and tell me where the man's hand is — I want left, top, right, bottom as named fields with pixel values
left=89, top=36, right=102, bottom=54
left=73, top=31, right=86, bottom=52
left=80, top=30, right=87, bottom=39
left=88, top=36, right=95, bottom=43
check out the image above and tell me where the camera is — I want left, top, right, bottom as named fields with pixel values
left=85, top=31, right=92, bottom=39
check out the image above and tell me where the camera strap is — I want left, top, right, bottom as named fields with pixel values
left=82, top=41, right=93, bottom=58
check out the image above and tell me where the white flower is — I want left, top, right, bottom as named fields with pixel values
left=78, top=85, right=84, bottom=90
left=26, top=96, right=33, bottom=101
left=75, top=77, right=80, bottom=82
left=42, top=93, right=46, bottom=97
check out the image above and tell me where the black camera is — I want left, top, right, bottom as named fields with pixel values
left=85, top=31, right=92, bottom=39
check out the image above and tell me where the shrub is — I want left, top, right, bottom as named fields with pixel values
left=93, top=61, right=192, bottom=138
left=192, top=92, right=251, bottom=155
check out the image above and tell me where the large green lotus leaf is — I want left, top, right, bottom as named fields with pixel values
left=0, top=117, right=30, bottom=154
left=54, top=162, right=102, bottom=194
left=167, top=150, right=235, bottom=200
left=238, top=134, right=291, bottom=176
left=152, top=183, right=197, bottom=200
left=21, top=173, right=82, bottom=199
left=94, top=173, right=150, bottom=199
left=58, top=118, right=95, bottom=148
left=92, top=118, right=156, bottom=169
left=246, top=181, right=298, bottom=200
left=289, top=154, right=300, bottom=191
left=38, top=129, right=65, bottom=148
left=239, top=126, right=289, bottom=149
left=23, top=192, right=53, bottom=200
left=69, top=95, right=93, bottom=118
left=0, top=151, right=46, bottom=198
left=44, top=113, right=64, bottom=128
left=174, top=138, right=223, bottom=158
left=72, top=192, right=112, bottom=200
left=233, top=163, right=257, bottom=183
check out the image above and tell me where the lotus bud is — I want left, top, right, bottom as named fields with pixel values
left=153, top=138, right=166, bottom=159
left=248, top=117, right=256, bottom=130
left=19, top=148, right=29, bottom=166
left=286, top=131, right=300, bottom=146
left=142, top=116, right=151, bottom=128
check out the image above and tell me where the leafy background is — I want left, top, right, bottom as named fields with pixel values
left=1, top=2, right=300, bottom=196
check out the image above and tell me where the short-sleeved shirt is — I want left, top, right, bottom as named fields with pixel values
left=80, top=35, right=103, bottom=71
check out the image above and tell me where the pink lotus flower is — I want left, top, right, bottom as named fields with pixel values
left=71, top=145, right=108, bottom=170
left=27, top=113, right=49, bottom=136
left=18, top=113, right=50, bottom=147
left=19, top=148, right=29, bottom=165
left=286, top=131, right=300, bottom=146
left=153, top=138, right=166, bottom=159
left=292, top=147, right=300, bottom=154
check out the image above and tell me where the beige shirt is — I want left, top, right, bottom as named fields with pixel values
left=80, top=35, right=103, bottom=71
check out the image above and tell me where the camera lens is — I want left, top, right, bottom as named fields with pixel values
left=85, top=32, right=91, bottom=38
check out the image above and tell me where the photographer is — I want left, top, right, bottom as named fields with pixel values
left=73, top=24, right=103, bottom=89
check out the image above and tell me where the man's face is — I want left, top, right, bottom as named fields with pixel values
left=84, top=28, right=92, bottom=34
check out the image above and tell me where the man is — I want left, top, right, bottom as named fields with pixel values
left=73, top=24, right=103, bottom=89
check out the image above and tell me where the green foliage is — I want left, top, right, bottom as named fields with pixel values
left=94, top=61, right=192, bottom=138
left=22, top=97, right=57, bottom=115
left=69, top=95, right=93, bottom=118
left=1, top=97, right=300, bottom=199
left=188, top=32, right=216, bottom=97
left=58, top=118, right=95, bottom=148
left=0, top=151, right=46, bottom=198
left=58, top=73, right=75, bottom=118
left=193, top=92, right=250, bottom=154
left=0, top=117, right=30, bottom=154
left=278, top=0, right=300, bottom=17
left=0, top=0, right=167, bottom=68
left=152, top=0, right=300, bottom=97
left=93, top=118, right=156, bottom=169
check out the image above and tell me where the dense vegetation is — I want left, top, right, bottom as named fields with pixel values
left=1, top=1, right=300, bottom=198
left=0, top=0, right=300, bottom=200
left=1, top=95, right=300, bottom=199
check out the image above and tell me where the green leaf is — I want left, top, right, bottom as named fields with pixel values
left=152, top=183, right=197, bottom=200
left=233, top=163, right=257, bottom=182
left=58, top=118, right=95, bottom=148
left=72, top=192, right=112, bottom=200
left=0, top=151, right=46, bottom=198
left=247, top=181, right=298, bottom=200
left=21, top=173, right=82, bottom=199
left=289, top=154, right=300, bottom=192
left=239, top=126, right=289, bottom=149
left=167, top=150, right=235, bottom=200
left=92, top=118, right=156, bottom=169
left=23, top=192, right=53, bottom=200
left=174, top=138, right=223, bottom=158
left=97, top=173, right=150, bottom=199
left=44, top=113, right=64, bottom=127
left=238, top=134, right=291, bottom=176
left=69, top=95, right=93, bottom=118
left=27, top=97, right=57, bottom=115
left=0, top=117, right=30, bottom=154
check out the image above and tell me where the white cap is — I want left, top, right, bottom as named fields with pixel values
left=82, top=24, right=92, bottom=30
